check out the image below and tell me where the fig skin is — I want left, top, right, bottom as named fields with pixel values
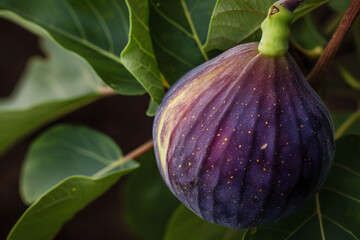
left=153, top=42, right=335, bottom=229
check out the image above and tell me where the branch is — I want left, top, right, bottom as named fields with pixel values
left=121, top=140, right=154, bottom=161
left=307, top=0, right=360, bottom=89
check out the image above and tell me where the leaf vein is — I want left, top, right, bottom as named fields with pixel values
left=214, top=9, right=266, bottom=17
left=322, top=187, right=360, bottom=204
left=180, top=0, right=208, bottom=61
left=57, top=139, right=114, bottom=165
left=149, top=0, right=194, bottom=39
left=283, top=212, right=317, bottom=240
left=111, top=0, right=129, bottom=37
left=31, top=194, right=73, bottom=215
left=205, top=26, right=260, bottom=50
left=131, top=35, right=155, bottom=58
left=130, top=5, right=150, bottom=31
left=333, top=161, right=360, bottom=177
left=0, top=3, right=124, bottom=65
left=61, top=0, right=87, bottom=40
left=127, top=61, right=163, bottom=89
left=211, top=23, right=249, bottom=33
left=152, top=35, right=196, bottom=68
left=190, top=0, right=201, bottom=14
left=322, top=215, right=359, bottom=240
left=83, top=0, right=115, bottom=54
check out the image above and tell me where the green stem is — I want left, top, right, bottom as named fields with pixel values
left=91, top=140, right=154, bottom=178
left=258, top=0, right=304, bottom=57
left=335, top=108, right=360, bottom=140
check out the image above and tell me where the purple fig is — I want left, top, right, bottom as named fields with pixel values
left=153, top=0, right=334, bottom=229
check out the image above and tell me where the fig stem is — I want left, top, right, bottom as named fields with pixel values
left=91, top=140, right=153, bottom=178
left=307, top=0, right=360, bottom=89
left=258, top=0, right=304, bottom=57
left=334, top=107, right=360, bottom=140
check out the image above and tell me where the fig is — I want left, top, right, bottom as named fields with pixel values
left=153, top=0, right=335, bottom=229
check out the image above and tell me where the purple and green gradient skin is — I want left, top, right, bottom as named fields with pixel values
left=153, top=42, right=335, bottom=229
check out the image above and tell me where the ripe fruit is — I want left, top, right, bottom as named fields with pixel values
left=153, top=0, right=335, bottom=229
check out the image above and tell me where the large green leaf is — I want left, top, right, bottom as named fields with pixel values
left=0, top=0, right=164, bottom=103
left=8, top=125, right=139, bottom=240
left=204, top=0, right=329, bottom=51
left=123, top=150, right=179, bottom=240
left=20, top=124, right=129, bottom=204
left=165, top=205, right=247, bottom=240
left=165, top=135, right=360, bottom=240
left=291, top=15, right=326, bottom=56
left=0, top=37, right=104, bottom=156
left=149, top=0, right=217, bottom=85
left=332, top=113, right=360, bottom=136
left=121, top=0, right=164, bottom=103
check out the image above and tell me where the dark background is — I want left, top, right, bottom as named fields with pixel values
left=0, top=18, right=153, bottom=240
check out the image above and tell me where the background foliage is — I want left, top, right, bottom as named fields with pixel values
left=0, top=0, right=359, bottom=239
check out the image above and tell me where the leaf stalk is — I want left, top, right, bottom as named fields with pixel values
left=92, top=140, right=153, bottom=178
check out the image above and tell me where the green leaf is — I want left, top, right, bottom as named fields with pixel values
left=332, top=112, right=360, bottom=136
left=0, top=38, right=104, bottom=156
left=337, top=65, right=360, bottom=91
left=20, top=124, right=128, bottom=203
left=9, top=174, right=138, bottom=240
left=291, top=15, right=326, bottom=56
left=164, top=205, right=247, bottom=240
left=8, top=125, right=139, bottom=240
left=149, top=0, right=217, bottom=85
left=123, top=150, right=179, bottom=240
left=146, top=99, right=159, bottom=117
left=329, top=0, right=351, bottom=13
left=0, top=0, right=164, bottom=103
left=292, top=0, right=329, bottom=21
left=121, top=0, right=164, bottom=103
left=204, top=0, right=328, bottom=51
left=165, top=135, right=360, bottom=239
